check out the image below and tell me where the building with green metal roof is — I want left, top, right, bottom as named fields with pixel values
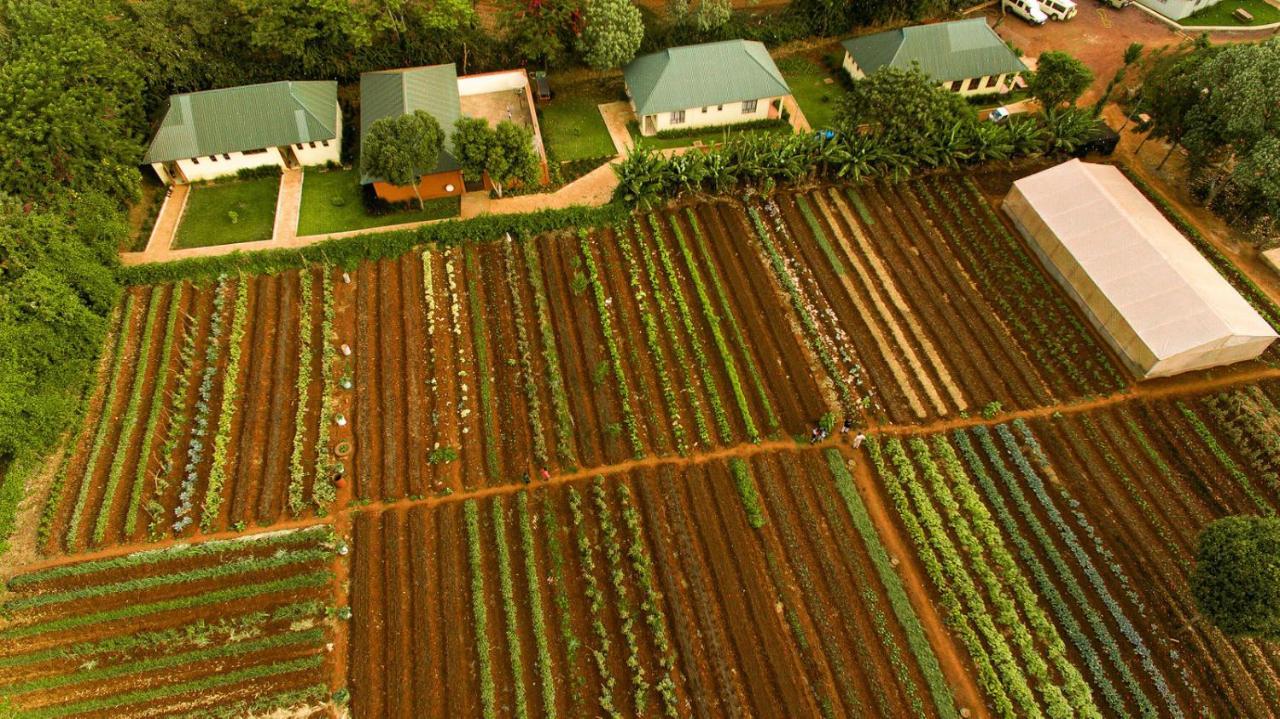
left=359, top=64, right=549, bottom=203
left=624, top=40, right=795, bottom=136
left=840, top=19, right=1027, bottom=96
left=144, top=80, right=341, bottom=185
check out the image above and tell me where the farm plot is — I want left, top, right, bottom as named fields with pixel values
left=740, top=178, right=1126, bottom=425
left=38, top=269, right=336, bottom=555
left=348, top=449, right=961, bottom=719
left=343, top=225, right=827, bottom=502
left=868, top=390, right=1280, bottom=719
left=0, top=525, right=337, bottom=718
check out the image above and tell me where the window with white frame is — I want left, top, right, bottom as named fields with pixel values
left=670, top=109, right=685, bottom=124
left=741, top=99, right=758, bottom=113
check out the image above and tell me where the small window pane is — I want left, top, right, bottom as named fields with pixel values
left=741, top=99, right=758, bottom=113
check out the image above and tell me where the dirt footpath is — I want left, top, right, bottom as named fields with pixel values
left=985, top=3, right=1182, bottom=104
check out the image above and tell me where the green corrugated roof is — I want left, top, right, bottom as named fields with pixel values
left=143, top=81, right=338, bottom=164
left=840, top=19, right=1027, bottom=84
left=359, top=64, right=462, bottom=184
left=624, top=40, right=792, bottom=117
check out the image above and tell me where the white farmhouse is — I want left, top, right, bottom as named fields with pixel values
left=623, top=40, right=795, bottom=137
left=144, top=80, right=341, bottom=184
left=841, top=19, right=1027, bottom=97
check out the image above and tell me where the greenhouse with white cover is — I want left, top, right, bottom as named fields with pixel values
left=1003, top=160, right=1277, bottom=379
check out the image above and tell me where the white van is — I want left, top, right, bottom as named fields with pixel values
left=1003, top=0, right=1049, bottom=24
left=1040, top=0, right=1078, bottom=20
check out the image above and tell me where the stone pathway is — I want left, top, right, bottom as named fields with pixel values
left=139, top=184, right=189, bottom=255
left=598, top=101, right=636, bottom=156
left=271, top=168, right=303, bottom=243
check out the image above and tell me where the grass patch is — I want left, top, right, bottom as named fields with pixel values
left=172, top=176, right=279, bottom=249
left=1181, top=0, right=1280, bottom=25
left=628, top=120, right=792, bottom=150
left=297, top=168, right=460, bottom=236
left=538, top=81, right=618, bottom=161
left=778, top=57, right=843, bottom=130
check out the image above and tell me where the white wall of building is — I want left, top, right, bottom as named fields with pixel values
left=843, top=52, right=1012, bottom=98
left=167, top=149, right=285, bottom=183
left=153, top=108, right=342, bottom=184
left=457, top=70, right=528, bottom=96
left=637, top=96, right=781, bottom=136
left=1135, top=0, right=1220, bottom=20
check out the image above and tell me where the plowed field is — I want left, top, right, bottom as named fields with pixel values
left=10, top=169, right=1280, bottom=718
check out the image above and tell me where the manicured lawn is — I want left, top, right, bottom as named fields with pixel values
left=1182, top=0, right=1280, bottom=25
left=628, top=121, right=793, bottom=150
left=538, top=82, right=618, bottom=161
left=297, top=168, right=460, bottom=236
left=172, top=177, right=278, bottom=249
left=778, top=57, right=844, bottom=130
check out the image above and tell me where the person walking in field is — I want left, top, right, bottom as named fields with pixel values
left=841, top=418, right=852, bottom=436
left=852, top=433, right=866, bottom=449
left=539, top=467, right=551, bottom=481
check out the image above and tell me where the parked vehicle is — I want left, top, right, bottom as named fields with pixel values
left=1040, top=0, right=1078, bottom=19
left=1097, top=0, right=1132, bottom=8
left=988, top=107, right=1011, bottom=124
left=1004, top=0, right=1050, bottom=24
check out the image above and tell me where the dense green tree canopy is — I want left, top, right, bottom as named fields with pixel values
left=1192, top=516, right=1280, bottom=640
left=578, top=0, right=644, bottom=70
left=1140, top=38, right=1280, bottom=241
left=1028, top=51, right=1093, bottom=109
left=361, top=111, right=445, bottom=207
left=451, top=118, right=541, bottom=196
left=0, top=0, right=146, bottom=203
left=834, top=65, right=975, bottom=151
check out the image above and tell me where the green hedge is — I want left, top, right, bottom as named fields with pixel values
left=121, top=204, right=629, bottom=286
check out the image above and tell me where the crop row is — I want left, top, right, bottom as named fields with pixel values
left=616, top=224, right=688, bottom=455
left=515, top=492, right=558, bottom=717
left=1201, top=389, right=1280, bottom=496
left=568, top=486, right=622, bottom=718
left=950, top=428, right=1155, bottom=718
left=491, top=499, right=529, bottom=719
left=867, top=435, right=1031, bottom=719
left=37, top=303, right=127, bottom=551
left=127, top=286, right=184, bottom=537
left=579, top=231, right=644, bottom=458
left=201, top=275, right=250, bottom=532
left=983, top=423, right=1181, bottom=715
left=824, top=449, right=958, bottom=719
left=464, top=499, right=497, bottom=718
left=616, top=483, right=680, bottom=717
left=503, top=239, right=549, bottom=469
left=645, top=214, right=734, bottom=443
left=313, top=269, right=337, bottom=511
left=684, top=209, right=779, bottom=433
left=727, top=458, right=767, bottom=529
left=631, top=217, right=713, bottom=448
left=148, top=283, right=204, bottom=538
left=287, top=270, right=314, bottom=516
left=64, top=292, right=137, bottom=549
left=591, top=479, right=650, bottom=713
left=173, top=277, right=230, bottom=533
left=523, top=239, right=578, bottom=469
left=90, top=290, right=163, bottom=545
left=465, top=250, right=502, bottom=481
left=746, top=205, right=855, bottom=413
left=664, top=215, right=761, bottom=442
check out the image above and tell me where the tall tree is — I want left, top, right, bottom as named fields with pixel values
left=230, top=0, right=375, bottom=70
left=578, top=0, right=643, bottom=70
left=1028, top=51, right=1093, bottom=109
left=1192, top=516, right=1280, bottom=640
left=360, top=110, right=445, bottom=208
left=451, top=117, right=541, bottom=197
left=834, top=65, right=974, bottom=153
left=503, top=0, right=580, bottom=68
left=0, top=0, right=146, bottom=203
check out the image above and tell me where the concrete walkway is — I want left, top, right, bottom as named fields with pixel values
left=120, top=161, right=621, bottom=266
left=271, top=169, right=303, bottom=243
left=140, top=184, right=189, bottom=255
left=599, top=101, right=636, bottom=156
